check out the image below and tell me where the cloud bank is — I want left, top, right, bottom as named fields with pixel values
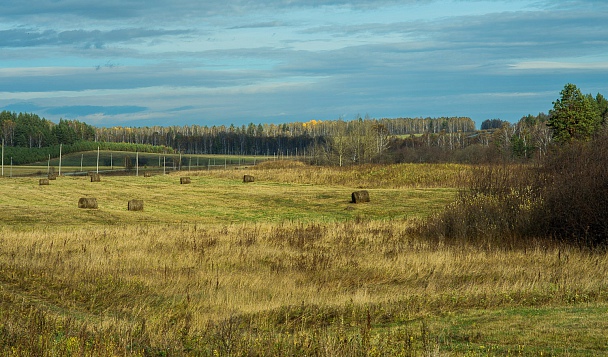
left=0, top=0, right=607, bottom=128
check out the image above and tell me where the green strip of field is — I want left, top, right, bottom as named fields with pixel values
left=0, top=173, right=457, bottom=227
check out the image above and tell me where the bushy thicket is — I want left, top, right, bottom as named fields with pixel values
left=417, top=130, right=608, bottom=249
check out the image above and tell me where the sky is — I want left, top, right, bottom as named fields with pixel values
left=1, top=0, right=607, bottom=129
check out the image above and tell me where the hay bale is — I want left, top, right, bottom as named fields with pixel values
left=243, top=175, right=255, bottom=183
left=78, top=197, right=98, bottom=209
left=180, top=177, right=191, bottom=184
left=128, top=199, right=144, bottom=211
left=48, top=173, right=57, bottom=180
left=144, top=172, right=152, bottom=177
left=90, top=173, right=101, bottom=182
left=39, top=178, right=50, bottom=185
left=351, top=190, right=370, bottom=204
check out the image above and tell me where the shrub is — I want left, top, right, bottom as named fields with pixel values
left=416, top=129, right=608, bottom=249
left=540, top=134, right=608, bottom=247
left=418, top=164, right=546, bottom=248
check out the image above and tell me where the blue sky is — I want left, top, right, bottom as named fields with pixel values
left=1, top=0, right=607, bottom=128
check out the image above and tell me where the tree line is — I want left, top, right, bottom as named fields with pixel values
left=0, top=112, right=475, bottom=164
left=91, top=116, right=474, bottom=157
left=2, top=83, right=605, bottom=166
left=0, top=111, right=96, bottom=148
left=2, top=141, right=171, bottom=166
left=391, top=84, right=608, bottom=164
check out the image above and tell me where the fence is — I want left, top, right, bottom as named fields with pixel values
left=0, top=153, right=278, bottom=178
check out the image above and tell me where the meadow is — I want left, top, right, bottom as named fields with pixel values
left=3, top=150, right=273, bottom=177
left=0, top=161, right=606, bottom=356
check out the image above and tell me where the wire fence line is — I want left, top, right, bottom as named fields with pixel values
left=0, top=154, right=283, bottom=178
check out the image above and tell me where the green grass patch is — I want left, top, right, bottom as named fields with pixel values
left=424, top=305, right=608, bottom=355
left=0, top=172, right=458, bottom=227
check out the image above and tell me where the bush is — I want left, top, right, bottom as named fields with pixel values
left=418, top=164, right=546, bottom=249
left=416, top=129, right=608, bottom=249
left=540, top=134, right=608, bottom=247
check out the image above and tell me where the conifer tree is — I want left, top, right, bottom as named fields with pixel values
left=548, top=83, right=601, bottom=142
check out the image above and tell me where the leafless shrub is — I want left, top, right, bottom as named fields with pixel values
left=540, top=134, right=608, bottom=247
left=417, top=130, right=608, bottom=249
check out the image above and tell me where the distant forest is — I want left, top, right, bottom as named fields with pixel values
left=1, top=112, right=479, bottom=163
left=0, top=110, right=551, bottom=165
left=0, top=94, right=602, bottom=165
left=4, top=82, right=608, bottom=165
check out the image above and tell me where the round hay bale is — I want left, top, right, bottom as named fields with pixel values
left=128, top=199, right=144, bottom=211
left=39, top=178, right=50, bottom=185
left=243, top=174, right=255, bottom=183
left=351, top=190, right=370, bottom=204
left=48, top=173, right=57, bottom=180
left=78, top=197, right=98, bottom=209
left=144, top=172, right=152, bottom=177
left=180, top=177, right=191, bottom=184
left=90, top=173, right=101, bottom=182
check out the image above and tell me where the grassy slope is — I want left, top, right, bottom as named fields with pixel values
left=0, top=174, right=454, bottom=226
left=0, top=163, right=607, bottom=356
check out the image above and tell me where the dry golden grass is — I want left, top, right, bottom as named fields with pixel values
left=203, top=160, right=469, bottom=188
left=0, top=163, right=607, bottom=355
left=1, top=221, right=607, bottom=355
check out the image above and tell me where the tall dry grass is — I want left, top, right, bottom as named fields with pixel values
left=199, top=160, right=470, bottom=188
left=1, top=221, right=607, bottom=355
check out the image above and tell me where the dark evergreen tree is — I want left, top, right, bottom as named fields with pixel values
left=481, top=119, right=509, bottom=130
left=548, top=83, right=601, bottom=142
left=52, top=119, right=78, bottom=145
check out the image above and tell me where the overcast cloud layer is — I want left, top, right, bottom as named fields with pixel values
left=1, top=0, right=607, bottom=128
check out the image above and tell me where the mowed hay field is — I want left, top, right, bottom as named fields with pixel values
left=0, top=162, right=607, bottom=356
left=0, top=163, right=457, bottom=226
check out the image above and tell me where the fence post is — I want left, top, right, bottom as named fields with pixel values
left=59, top=144, right=62, bottom=176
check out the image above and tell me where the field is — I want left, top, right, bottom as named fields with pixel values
left=0, top=161, right=607, bottom=356
left=3, top=150, right=273, bottom=177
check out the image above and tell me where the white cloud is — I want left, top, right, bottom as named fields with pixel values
left=1, top=0, right=608, bottom=128
left=510, top=61, right=608, bottom=70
